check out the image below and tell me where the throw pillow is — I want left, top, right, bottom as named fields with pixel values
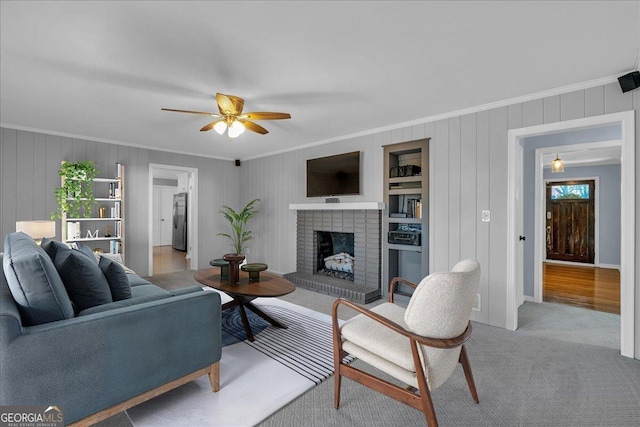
left=99, top=256, right=132, bottom=301
left=54, top=249, right=113, bottom=312
left=40, top=238, right=71, bottom=262
left=77, top=244, right=97, bottom=262
left=98, top=252, right=136, bottom=274
left=3, top=232, right=75, bottom=325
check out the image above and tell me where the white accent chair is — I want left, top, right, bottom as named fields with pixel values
left=332, top=259, right=481, bottom=426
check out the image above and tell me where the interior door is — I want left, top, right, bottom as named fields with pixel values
left=160, top=188, right=175, bottom=246
left=153, top=187, right=162, bottom=246
left=546, top=180, right=595, bottom=263
left=153, top=186, right=178, bottom=246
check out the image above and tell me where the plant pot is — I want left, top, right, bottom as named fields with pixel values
left=223, top=253, right=246, bottom=285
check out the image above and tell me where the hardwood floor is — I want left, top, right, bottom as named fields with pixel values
left=153, top=245, right=188, bottom=275
left=543, top=262, right=620, bottom=314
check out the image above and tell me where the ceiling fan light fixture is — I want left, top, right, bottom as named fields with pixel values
left=162, top=93, right=290, bottom=139
left=551, top=154, right=565, bottom=173
left=213, top=121, right=227, bottom=134
left=228, top=120, right=245, bottom=138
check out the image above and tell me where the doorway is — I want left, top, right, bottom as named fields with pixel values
left=542, top=262, right=620, bottom=314
left=507, top=111, right=635, bottom=359
left=546, top=179, right=595, bottom=264
left=148, top=164, right=199, bottom=277
left=152, top=183, right=187, bottom=275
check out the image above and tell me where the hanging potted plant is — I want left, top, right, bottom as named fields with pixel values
left=218, top=198, right=260, bottom=284
left=51, top=160, right=99, bottom=219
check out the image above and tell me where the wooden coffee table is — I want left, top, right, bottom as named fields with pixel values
left=194, top=268, right=295, bottom=342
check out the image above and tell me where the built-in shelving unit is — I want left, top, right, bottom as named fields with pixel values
left=62, top=164, right=125, bottom=258
left=382, top=139, right=429, bottom=298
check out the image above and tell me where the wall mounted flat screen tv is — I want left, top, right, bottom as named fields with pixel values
left=307, top=151, right=361, bottom=197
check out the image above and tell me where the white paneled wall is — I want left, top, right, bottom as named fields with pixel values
left=241, top=82, right=639, bottom=333
left=1, top=81, right=639, bottom=347
left=0, top=130, right=240, bottom=274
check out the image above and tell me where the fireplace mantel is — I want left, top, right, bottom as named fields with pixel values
left=289, top=202, right=385, bottom=211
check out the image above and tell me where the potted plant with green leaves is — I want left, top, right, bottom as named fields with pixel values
left=51, top=160, right=99, bottom=219
left=218, top=198, right=260, bottom=284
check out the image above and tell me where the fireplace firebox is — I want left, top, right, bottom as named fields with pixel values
left=316, top=231, right=355, bottom=281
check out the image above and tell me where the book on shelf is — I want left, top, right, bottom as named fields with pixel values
left=115, top=162, right=123, bottom=179
left=111, top=202, right=120, bottom=219
left=406, top=199, right=422, bottom=219
left=110, top=240, right=120, bottom=254
left=108, top=183, right=121, bottom=199
left=67, top=222, right=82, bottom=240
left=115, top=221, right=121, bottom=238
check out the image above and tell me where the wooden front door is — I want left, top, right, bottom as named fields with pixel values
left=546, top=180, right=595, bottom=264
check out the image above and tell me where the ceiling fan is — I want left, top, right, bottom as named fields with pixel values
left=162, top=93, right=291, bottom=139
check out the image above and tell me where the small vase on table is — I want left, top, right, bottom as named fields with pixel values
left=223, top=253, right=246, bottom=285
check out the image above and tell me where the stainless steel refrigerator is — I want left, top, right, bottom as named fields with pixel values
left=172, top=192, right=188, bottom=251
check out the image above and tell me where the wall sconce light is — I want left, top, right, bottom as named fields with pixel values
left=16, top=220, right=56, bottom=245
left=551, top=154, right=565, bottom=173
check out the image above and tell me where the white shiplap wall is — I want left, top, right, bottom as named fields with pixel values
left=0, top=130, right=241, bottom=274
left=241, top=82, right=639, bottom=337
left=1, top=82, right=639, bottom=353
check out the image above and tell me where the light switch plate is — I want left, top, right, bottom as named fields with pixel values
left=481, top=210, right=490, bottom=222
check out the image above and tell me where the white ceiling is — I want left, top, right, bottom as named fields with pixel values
left=542, top=146, right=621, bottom=168
left=1, top=1, right=639, bottom=161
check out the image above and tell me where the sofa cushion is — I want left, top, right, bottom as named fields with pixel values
left=2, top=232, right=75, bottom=326
left=171, top=285, right=206, bottom=296
left=127, top=274, right=153, bottom=288
left=99, top=256, right=132, bottom=301
left=55, top=248, right=113, bottom=312
left=77, top=292, right=173, bottom=316
left=130, top=284, right=171, bottom=299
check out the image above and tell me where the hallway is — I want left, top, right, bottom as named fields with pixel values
left=153, top=245, right=188, bottom=275
left=543, top=262, right=620, bottom=314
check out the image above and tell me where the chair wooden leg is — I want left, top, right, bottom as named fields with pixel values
left=411, top=340, right=439, bottom=427
left=416, top=381, right=438, bottom=427
left=334, top=365, right=342, bottom=409
left=459, top=345, right=479, bottom=403
left=332, top=301, right=343, bottom=409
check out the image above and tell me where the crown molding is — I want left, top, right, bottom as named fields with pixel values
left=242, top=73, right=622, bottom=161
left=1, top=73, right=623, bottom=163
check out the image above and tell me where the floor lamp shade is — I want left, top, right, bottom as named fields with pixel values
left=16, top=220, right=56, bottom=244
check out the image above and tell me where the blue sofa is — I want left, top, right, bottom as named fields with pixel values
left=0, top=232, right=222, bottom=425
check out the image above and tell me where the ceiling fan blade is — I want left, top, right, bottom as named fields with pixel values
left=241, top=112, right=291, bottom=120
left=161, top=108, right=219, bottom=116
left=239, top=119, right=269, bottom=135
left=200, top=120, right=225, bottom=132
left=216, top=93, right=244, bottom=116
left=227, top=95, right=245, bottom=115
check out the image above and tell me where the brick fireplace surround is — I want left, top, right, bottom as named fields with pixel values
left=284, top=205, right=383, bottom=303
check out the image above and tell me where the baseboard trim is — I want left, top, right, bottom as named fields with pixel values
left=544, top=259, right=621, bottom=271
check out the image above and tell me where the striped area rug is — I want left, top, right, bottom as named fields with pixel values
left=237, top=305, right=353, bottom=384
left=128, top=297, right=352, bottom=426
